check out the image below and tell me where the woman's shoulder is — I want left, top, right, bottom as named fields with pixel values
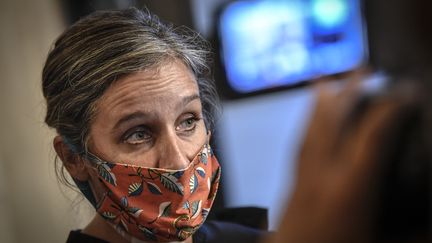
left=66, top=230, right=109, bottom=243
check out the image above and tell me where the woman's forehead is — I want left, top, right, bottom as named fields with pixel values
left=94, top=61, right=201, bottom=122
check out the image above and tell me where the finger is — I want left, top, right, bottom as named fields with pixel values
left=298, top=86, right=340, bottom=170
left=299, top=74, right=366, bottom=168
left=344, top=95, right=415, bottom=179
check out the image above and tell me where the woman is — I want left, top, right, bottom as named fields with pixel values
left=42, top=8, right=264, bottom=243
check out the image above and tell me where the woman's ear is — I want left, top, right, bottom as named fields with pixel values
left=53, top=136, right=90, bottom=181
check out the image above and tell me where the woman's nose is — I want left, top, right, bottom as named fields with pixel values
left=156, top=132, right=190, bottom=170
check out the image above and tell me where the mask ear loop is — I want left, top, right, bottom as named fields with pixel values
left=73, top=178, right=98, bottom=208
left=81, top=151, right=112, bottom=209
left=61, top=136, right=100, bottom=208
left=84, top=151, right=105, bottom=165
left=62, top=136, right=109, bottom=209
left=74, top=154, right=107, bottom=208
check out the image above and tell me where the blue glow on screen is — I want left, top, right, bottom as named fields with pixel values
left=219, top=0, right=366, bottom=93
left=312, top=0, right=348, bottom=28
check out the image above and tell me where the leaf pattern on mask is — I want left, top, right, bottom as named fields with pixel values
left=128, top=207, right=144, bottom=218
left=97, top=163, right=117, bottom=186
left=101, top=211, right=117, bottom=220
left=149, top=201, right=172, bottom=224
left=177, top=227, right=196, bottom=241
left=173, top=214, right=190, bottom=230
left=128, top=182, right=143, bottom=197
left=208, top=145, right=214, bottom=157
left=191, top=200, right=202, bottom=219
left=189, top=173, right=198, bottom=194
left=159, top=201, right=171, bottom=217
left=201, top=207, right=210, bottom=219
left=172, top=171, right=184, bottom=179
left=208, top=167, right=221, bottom=200
left=211, top=166, right=221, bottom=185
left=92, top=143, right=221, bottom=242
left=138, top=225, right=157, bottom=241
left=160, top=173, right=184, bottom=195
left=182, top=201, right=190, bottom=210
left=118, top=218, right=129, bottom=232
left=196, top=167, right=206, bottom=178
left=120, top=196, right=128, bottom=208
left=200, top=152, right=208, bottom=165
left=146, top=181, right=162, bottom=195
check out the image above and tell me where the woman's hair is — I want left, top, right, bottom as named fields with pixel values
left=42, top=8, right=220, bottom=186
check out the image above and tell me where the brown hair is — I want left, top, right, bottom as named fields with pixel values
left=42, top=8, right=220, bottom=186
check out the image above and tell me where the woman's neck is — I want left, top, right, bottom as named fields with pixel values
left=83, top=214, right=129, bottom=243
left=82, top=214, right=193, bottom=243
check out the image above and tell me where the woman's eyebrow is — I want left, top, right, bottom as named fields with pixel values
left=177, top=94, right=200, bottom=109
left=113, top=111, right=150, bottom=131
left=112, top=94, right=200, bottom=131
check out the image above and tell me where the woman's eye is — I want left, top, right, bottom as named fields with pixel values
left=177, top=117, right=199, bottom=132
left=124, top=130, right=152, bottom=144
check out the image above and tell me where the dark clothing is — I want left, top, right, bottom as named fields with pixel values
left=67, top=207, right=269, bottom=242
left=66, top=220, right=267, bottom=243
left=194, top=220, right=267, bottom=243
left=67, top=230, right=107, bottom=243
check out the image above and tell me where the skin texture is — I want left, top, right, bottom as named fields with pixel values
left=54, top=60, right=208, bottom=243
left=89, top=60, right=208, bottom=169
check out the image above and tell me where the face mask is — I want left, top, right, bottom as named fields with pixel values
left=79, top=143, right=221, bottom=242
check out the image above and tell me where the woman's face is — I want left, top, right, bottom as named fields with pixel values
left=88, top=60, right=208, bottom=169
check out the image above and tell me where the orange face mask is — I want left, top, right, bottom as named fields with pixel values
left=80, top=143, right=221, bottom=242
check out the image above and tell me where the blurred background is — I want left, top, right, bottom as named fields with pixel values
left=0, top=0, right=430, bottom=242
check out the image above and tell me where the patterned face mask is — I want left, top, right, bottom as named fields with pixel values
left=78, top=143, right=221, bottom=242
